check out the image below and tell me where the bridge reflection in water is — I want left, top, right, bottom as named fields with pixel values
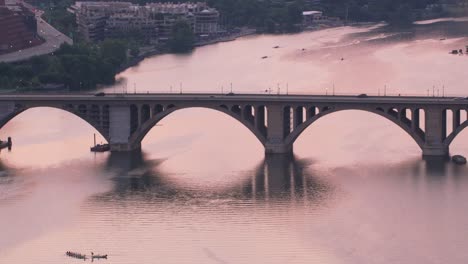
left=97, top=151, right=331, bottom=204
left=90, top=149, right=468, bottom=207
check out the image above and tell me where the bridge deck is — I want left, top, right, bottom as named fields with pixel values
left=0, top=93, right=467, bottom=105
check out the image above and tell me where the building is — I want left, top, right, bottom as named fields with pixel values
left=0, top=0, right=42, bottom=54
left=302, top=10, right=323, bottom=26
left=70, top=1, right=220, bottom=43
left=194, top=8, right=219, bottom=35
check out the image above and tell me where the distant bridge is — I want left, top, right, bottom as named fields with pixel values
left=0, top=93, right=467, bottom=158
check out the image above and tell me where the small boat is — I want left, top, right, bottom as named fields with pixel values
left=91, top=252, right=108, bottom=259
left=66, top=251, right=87, bottom=259
left=452, top=155, right=467, bottom=165
left=0, top=137, right=11, bottom=150
left=90, top=133, right=110, bottom=152
left=92, top=254, right=108, bottom=259
left=261, top=56, right=268, bottom=59
left=90, top=144, right=110, bottom=152
left=273, top=45, right=280, bottom=49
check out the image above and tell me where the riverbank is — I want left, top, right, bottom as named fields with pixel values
left=194, top=28, right=257, bottom=47
left=116, top=28, right=258, bottom=74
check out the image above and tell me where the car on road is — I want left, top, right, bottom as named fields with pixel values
left=94, top=92, right=105, bottom=96
left=226, top=92, right=235, bottom=96
left=357, top=93, right=368, bottom=98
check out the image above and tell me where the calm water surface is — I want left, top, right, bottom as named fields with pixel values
left=2, top=20, right=468, bottom=264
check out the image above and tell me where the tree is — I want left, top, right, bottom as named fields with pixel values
left=388, top=4, right=414, bottom=26
left=100, top=39, right=127, bottom=66
left=169, top=20, right=195, bottom=53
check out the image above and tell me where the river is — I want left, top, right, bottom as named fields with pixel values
left=1, top=20, right=468, bottom=264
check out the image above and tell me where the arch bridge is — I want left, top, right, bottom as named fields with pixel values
left=0, top=93, right=466, bottom=158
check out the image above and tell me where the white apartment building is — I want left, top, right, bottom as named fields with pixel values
left=70, top=1, right=220, bottom=42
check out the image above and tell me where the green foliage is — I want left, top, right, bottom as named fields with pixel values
left=129, top=42, right=140, bottom=57
left=42, top=0, right=76, bottom=37
left=0, top=40, right=129, bottom=91
left=206, top=0, right=305, bottom=33
left=169, top=20, right=195, bottom=53
left=100, top=39, right=128, bottom=66
left=322, top=0, right=439, bottom=24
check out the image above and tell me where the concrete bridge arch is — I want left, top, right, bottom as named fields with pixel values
left=442, top=108, right=468, bottom=147
left=0, top=103, right=111, bottom=143
left=127, top=104, right=269, bottom=149
left=283, top=107, right=426, bottom=151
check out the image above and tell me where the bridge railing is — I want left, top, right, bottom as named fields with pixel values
left=98, top=87, right=468, bottom=98
left=99, top=90, right=468, bottom=98
left=2, top=89, right=467, bottom=98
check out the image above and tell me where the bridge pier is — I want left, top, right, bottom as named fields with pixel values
left=264, top=104, right=293, bottom=155
left=265, top=143, right=293, bottom=155
left=110, top=142, right=141, bottom=152
left=109, top=105, right=141, bottom=152
left=422, top=107, right=449, bottom=158
left=422, top=145, right=449, bottom=158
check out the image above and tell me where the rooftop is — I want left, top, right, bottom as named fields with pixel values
left=302, top=11, right=322, bottom=16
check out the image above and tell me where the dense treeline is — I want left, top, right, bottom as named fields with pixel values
left=205, top=0, right=304, bottom=32
left=0, top=40, right=128, bottom=91
left=324, top=0, right=440, bottom=25
left=208, top=0, right=442, bottom=28
left=41, top=0, right=76, bottom=37
left=169, top=21, right=195, bottom=52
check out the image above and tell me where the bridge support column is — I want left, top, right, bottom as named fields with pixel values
left=109, top=105, right=141, bottom=152
left=265, top=143, right=293, bottom=155
left=265, top=105, right=293, bottom=155
left=110, top=142, right=141, bottom=152
left=422, top=107, right=449, bottom=158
